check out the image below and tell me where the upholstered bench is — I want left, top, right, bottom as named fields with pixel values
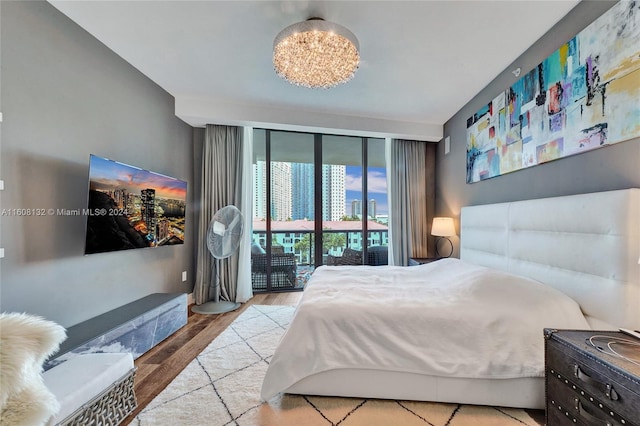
left=43, top=353, right=136, bottom=425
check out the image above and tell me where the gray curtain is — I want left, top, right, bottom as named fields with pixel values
left=194, top=124, right=244, bottom=305
left=388, top=139, right=436, bottom=265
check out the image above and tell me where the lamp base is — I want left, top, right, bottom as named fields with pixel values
left=191, top=301, right=240, bottom=315
left=435, top=237, right=454, bottom=258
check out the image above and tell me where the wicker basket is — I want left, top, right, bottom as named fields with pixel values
left=59, top=368, right=137, bottom=426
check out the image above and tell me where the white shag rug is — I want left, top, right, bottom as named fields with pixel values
left=132, top=305, right=541, bottom=426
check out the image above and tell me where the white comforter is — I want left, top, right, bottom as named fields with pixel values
left=261, top=258, right=590, bottom=400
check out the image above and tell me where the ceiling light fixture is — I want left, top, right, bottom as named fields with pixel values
left=273, top=18, right=360, bottom=89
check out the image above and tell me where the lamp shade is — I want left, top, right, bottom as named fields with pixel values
left=431, top=217, right=455, bottom=237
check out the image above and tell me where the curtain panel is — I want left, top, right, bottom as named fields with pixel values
left=194, top=124, right=249, bottom=305
left=388, top=139, right=436, bottom=266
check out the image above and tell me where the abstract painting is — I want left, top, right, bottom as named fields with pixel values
left=466, top=1, right=640, bottom=183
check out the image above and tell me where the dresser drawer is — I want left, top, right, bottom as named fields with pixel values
left=547, top=346, right=639, bottom=423
left=545, top=330, right=640, bottom=426
left=547, top=366, right=628, bottom=425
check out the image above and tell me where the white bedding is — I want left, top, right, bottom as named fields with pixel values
left=261, top=258, right=590, bottom=400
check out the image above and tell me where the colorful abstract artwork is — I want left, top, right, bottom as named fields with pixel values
left=466, top=1, right=640, bottom=183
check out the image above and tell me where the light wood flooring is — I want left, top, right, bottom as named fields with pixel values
left=123, top=291, right=303, bottom=424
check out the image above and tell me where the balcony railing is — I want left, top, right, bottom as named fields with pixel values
left=250, top=228, right=389, bottom=292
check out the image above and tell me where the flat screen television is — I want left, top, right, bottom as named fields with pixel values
left=84, top=154, right=187, bottom=255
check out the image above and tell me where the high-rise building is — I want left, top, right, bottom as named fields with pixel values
left=351, top=199, right=361, bottom=218
left=253, top=161, right=291, bottom=221
left=322, top=164, right=345, bottom=221
left=252, top=161, right=267, bottom=219
left=253, top=161, right=345, bottom=222
left=126, top=193, right=135, bottom=213
left=141, top=188, right=157, bottom=241
left=271, top=161, right=292, bottom=221
left=368, top=199, right=377, bottom=218
left=291, top=163, right=314, bottom=220
left=157, top=218, right=169, bottom=241
left=112, top=188, right=128, bottom=209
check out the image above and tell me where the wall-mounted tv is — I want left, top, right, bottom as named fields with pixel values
left=84, top=154, right=187, bottom=255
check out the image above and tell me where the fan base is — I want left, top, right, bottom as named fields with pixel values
left=191, top=301, right=240, bottom=315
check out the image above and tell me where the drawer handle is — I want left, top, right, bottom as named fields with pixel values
left=574, top=398, right=614, bottom=426
left=573, top=364, right=619, bottom=401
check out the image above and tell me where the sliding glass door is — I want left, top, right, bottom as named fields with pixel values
left=322, top=135, right=362, bottom=263
left=252, top=129, right=387, bottom=292
left=366, top=138, right=389, bottom=265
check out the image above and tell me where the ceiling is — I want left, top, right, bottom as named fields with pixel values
left=48, top=0, right=580, bottom=141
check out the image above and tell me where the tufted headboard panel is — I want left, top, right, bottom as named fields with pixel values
left=460, top=189, right=640, bottom=330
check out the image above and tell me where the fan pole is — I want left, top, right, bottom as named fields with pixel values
left=191, top=259, right=240, bottom=315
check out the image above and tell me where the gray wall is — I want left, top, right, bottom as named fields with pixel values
left=436, top=0, right=640, bottom=256
left=0, top=1, right=194, bottom=327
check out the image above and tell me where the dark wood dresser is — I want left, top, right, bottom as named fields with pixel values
left=544, top=329, right=640, bottom=426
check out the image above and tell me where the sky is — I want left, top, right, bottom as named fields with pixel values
left=88, top=155, right=187, bottom=201
left=345, top=165, right=388, bottom=215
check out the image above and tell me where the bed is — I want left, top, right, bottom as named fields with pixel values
left=261, top=188, right=640, bottom=409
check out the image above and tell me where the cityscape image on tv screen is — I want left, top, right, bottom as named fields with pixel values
left=84, top=154, right=187, bottom=255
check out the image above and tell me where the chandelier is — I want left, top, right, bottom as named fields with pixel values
left=273, top=18, right=360, bottom=89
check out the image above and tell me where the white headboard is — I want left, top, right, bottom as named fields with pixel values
left=461, top=189, right=640, bottom=330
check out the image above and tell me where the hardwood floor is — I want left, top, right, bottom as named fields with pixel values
left=123, top=291, right=303, bottom=424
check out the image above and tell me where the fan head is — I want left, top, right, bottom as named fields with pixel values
left=207, top=205, right=244, bottom=259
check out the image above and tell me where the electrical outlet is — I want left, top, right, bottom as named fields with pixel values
left=182, top=271, right=187, bottom=282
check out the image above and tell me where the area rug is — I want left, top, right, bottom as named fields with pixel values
left=132, top=305, right=542, bottom=425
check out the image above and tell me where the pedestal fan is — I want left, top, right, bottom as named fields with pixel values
left=191, top=205, right=243, bottom=314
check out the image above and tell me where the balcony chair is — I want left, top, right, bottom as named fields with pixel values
left=326, top=247, right=363, bottom=266
left=326, top=246, right=388, bottom=266
left=251, top=243, right=297, bottom=290
left=367, top=245, right=389, bottom=266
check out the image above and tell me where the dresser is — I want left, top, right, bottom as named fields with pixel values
left=544, top=329, right=640, bottom=426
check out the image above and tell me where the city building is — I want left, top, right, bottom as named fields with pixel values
left=368, top=199, right=376, bottom=218
left=291, top=163, right=314, bottom=220
left=322, top=165, right=345, bottom=221
left=351, top=199, right=361, bottom=218
left=140, top=188, right=157, bottom=241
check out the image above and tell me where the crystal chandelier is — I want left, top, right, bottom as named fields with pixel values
left=273, top=18, right=360, bottom=89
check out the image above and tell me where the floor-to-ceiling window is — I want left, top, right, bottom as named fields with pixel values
left=365, top=138, right=389, bottom=264
left=322, top=135, right=362, bottom=264
left=251, top=129, right=387, bottom=292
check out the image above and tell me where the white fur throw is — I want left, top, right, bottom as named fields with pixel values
left=0, top=313, right=66, bottom=426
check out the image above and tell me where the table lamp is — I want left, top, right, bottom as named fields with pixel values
left=431, top=217, right=455, bottom=258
